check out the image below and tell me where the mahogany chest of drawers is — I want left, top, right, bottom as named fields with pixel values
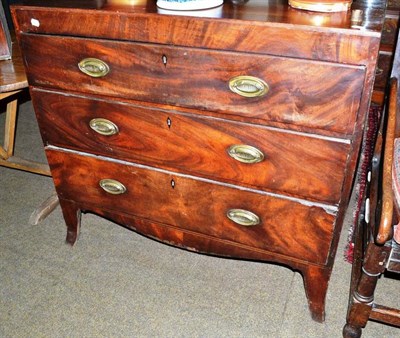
left=11, top=0, right=387, bottom=323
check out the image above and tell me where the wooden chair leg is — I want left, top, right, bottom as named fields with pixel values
left=343, top=242, right=391, bottom=337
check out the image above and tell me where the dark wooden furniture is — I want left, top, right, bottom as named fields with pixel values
left=0, top=40, right=49, bottom=175
left=0, top=37, right=59, bottom=224
left=372, top=0, right=400, bottom=105
left=11, top=0, right=387, bottom=323
left=343, top=78, right=400, bottom=337
left=343, top=32, right=400, bottom=336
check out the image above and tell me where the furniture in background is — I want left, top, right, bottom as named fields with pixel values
left=0, top=42, right=48, bottom=175
left=0, top=41, right=59, bottom=224
left=343, top=78, right=400, bottom=337
left=0, top=0, right=57, bottom=224
left=11, top=0, right=387, bottom=323
left=372, top=0, right=400, bottom=105
left=343, top=35, right=400, bottom=337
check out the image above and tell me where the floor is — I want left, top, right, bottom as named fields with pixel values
left=1, top=99, right=399, bottom=337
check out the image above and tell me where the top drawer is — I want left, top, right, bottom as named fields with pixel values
left=20, top=34, right=365, bottom=136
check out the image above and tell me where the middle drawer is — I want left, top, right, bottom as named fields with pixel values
left=33, top=89, right=349, bottom=204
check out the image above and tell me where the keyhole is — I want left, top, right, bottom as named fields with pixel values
left=167, top=117, right=172, bottom=129
left=162, top=54, right=167, bottom=67
left=171, top=179, right=175, bottom=189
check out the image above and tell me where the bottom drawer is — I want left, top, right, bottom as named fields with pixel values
left=47, top=148, right=336, bottom=265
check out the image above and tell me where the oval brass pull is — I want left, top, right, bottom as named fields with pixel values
left=78, top=58, right=110, bottom=77
left=227, top=144, right=264, bottom=164
left=89, top=118, right=119, bottom=136
left=227, top=209, right=260, bottom=227
left=229, top=75, right=269, bottom=98
left=99, top=179, right=127, bottom=195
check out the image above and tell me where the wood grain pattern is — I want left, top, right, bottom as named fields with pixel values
left=0, top=40, right=27, bottom=92
left=32, top=89, right=350, bottom=203
left=343, top=77, right=400, bottom=336
left=369, top=305, right=400, bottom=325
left=64, top=201, right=332, bottom=322
left=376, top=79, right=397, bottom=244
left=22, top=34, right=365, bottom=136
left=11, top=0, right=388, bottom=323
left=47, top=148, right=336, bottom=265
left=11, top=1, right=384, bottom=65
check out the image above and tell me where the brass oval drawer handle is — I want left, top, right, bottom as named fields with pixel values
left=227, top=144, right=264, bottom=164
left=99, top=179, right=127, bottom=195
left=78, top=58, right=110, bottom=77
left=227, top=209, right=260, bottom=227
left=89, top=118, right=119, bottom=136
left=229, top=75, right=269, bottom=98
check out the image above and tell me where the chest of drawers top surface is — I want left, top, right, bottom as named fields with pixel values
left=12, top=0, right=386, bottom=64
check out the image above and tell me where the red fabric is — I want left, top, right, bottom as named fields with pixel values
left=344, top=105, right=381, bottom=263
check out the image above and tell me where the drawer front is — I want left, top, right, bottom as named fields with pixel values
left=21, top=34, right=365, bottom=136
left=47, top=149, right=336, bottom=265
left=33, top=90, right=350, bottom=204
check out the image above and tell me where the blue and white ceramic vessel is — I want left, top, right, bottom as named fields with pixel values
left=156, top=0, right=223, bottom=10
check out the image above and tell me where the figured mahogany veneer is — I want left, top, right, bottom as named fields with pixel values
left=20, top=34, right=365, bottom=136
left=47, top=149, right=336, bottom=265
left=32, top=89, right=350, bottom=203
left=12, top=0, right=388, bottom=325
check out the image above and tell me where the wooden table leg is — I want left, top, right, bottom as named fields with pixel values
left=1, top=90, right=57, bottom=223
left=3, top=96, right=17, bottom=158
left=1, top=41, right=57, bottom=225
left=1, top=91, right=51, bottom=175
left=0, top=91, right=20, bottom=160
